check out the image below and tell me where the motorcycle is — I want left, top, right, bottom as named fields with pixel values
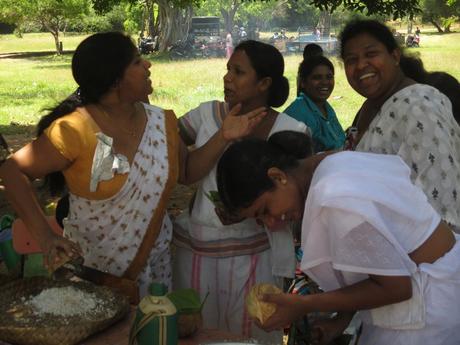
left=169, top=38, right=196, bottom=60
left=138, top=37, right=156, bottom=55
left=406, top=34, right=420, bottom=48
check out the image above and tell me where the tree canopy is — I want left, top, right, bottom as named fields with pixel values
left=0, top=0, right=90, bottom=53
left=91, top=0, right=422, bottom=19
left=308, top=0, right=421, bottom=19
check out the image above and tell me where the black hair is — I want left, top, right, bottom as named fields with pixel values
left=268, top=130, right=314, bottom=159
left=217, top=131, right=313, bottom=212
left=303, top=43, right=323, bottom=60
left=55, top=194, right=69, bottom=228
left=339, top=19, right=428, bottom=84
left=297, top=55, right=335, bottom=96
left=426, top=71, right=460, bottom=124
left=36, top=31, right=137, bottom=195
left=234, top=40, right=289, bottom=107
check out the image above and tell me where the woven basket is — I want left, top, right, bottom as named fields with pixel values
left=0, top=276, right=130, bottom=345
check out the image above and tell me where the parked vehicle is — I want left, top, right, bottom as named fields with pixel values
left=168, top=17, right=226, bottom=60
left=190, top=16, right=225, bottom=57
left=138, top=36, right=156, bottom=55
left=406, top=34, right=420, bottom=48
left=285, top=33, right=338, bottom=55
left=169, top=38, right=197, bottom=60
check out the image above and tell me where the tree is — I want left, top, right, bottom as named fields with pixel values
left=421, top=0, right=460, bottom=32
left=308, top=0, right=421, bottom=19
left=92, top=0, right=199, bottom=51
left=90, top=0, right=425, bottom=51
left=0, top=0, right=90, bottom=54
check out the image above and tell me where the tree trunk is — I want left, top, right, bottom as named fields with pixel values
left=156, top=0, right=192, bottom=52
left=221, top=0, right=240, bottom=33
left=407, top=19, right=413, bottom=34
left=42, top=20, right=62, bottom=55
left=146, top=0, right=155, bottom=38
left=430, top=19, right=444, bottom=33
left=318, top=10, right=331, bottom=37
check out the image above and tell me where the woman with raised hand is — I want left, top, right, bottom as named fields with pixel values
left=0, top=32, right=265, bottom=299
left=173, top=40, right=308, bottom=342
left=284, top=54, right=345, bottom=152
left=340, top=19, right=460, bottom=232
left=217, top=131, right=460, bottom=345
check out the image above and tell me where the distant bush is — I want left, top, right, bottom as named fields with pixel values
left=67, top=5, right=127, bottom=33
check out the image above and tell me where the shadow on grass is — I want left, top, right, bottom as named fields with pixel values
left=32, top=63, right=71, bottom=70
left=0, top=124, right=36, bottom=136
left=417, top=30, right=458, bottom=36
left=0, top=50, right=74, bottom=60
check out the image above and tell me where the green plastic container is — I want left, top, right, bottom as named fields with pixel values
left=129, top=283, right=178, bottom=345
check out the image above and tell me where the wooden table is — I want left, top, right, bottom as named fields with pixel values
left=0, top=309, right=246, bottom=345
left=81, top=308, right=246, bottom=345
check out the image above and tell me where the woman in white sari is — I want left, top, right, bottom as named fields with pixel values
left=0, top=32, right=265, bottom=298
left=216, top=131, right=460, bottom=345
left=173, top=40, right=308, bottom=342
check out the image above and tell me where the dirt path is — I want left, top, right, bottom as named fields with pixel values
left=0, top=133, right=194, bottom=218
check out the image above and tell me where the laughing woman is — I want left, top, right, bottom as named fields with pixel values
left=217, top=132, right=460, bottom=345
left=284, top=55, right=345, bottom=152
left=340, top=19, right=460, bottom=232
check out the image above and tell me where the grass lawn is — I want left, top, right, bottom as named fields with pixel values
left=0, top=31, right=459, bottom=136
left=0, top=32, right=89, bottom=54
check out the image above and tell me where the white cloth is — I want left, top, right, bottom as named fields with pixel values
left=64, top=104, right=174, bottom=296
left=90, top=132, right=130, bottom=192
left=300, top=151, right=460, bottom=344
left=173, top=100, right=307, bottom=341
left=356, top=84, right=460, bottom=230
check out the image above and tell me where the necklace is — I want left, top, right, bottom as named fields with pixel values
left=97, top=104, right=138, bottom=137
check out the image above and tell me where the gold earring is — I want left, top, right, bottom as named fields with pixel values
left=281, top=179, right=287, bottom=185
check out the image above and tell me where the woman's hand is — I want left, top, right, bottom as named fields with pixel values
left=258, top=293, right=308, bottom=332
left=40, top=233, right=82, bottom=272
left=221, top=103, right=267, bottom=141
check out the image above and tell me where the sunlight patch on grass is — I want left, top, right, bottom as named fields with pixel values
left=0, top=31, right=459, bottom=135
left=0, top=33, right=89, bottom=53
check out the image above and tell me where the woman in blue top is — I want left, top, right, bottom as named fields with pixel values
left=284, top=55, right=346, bottom=152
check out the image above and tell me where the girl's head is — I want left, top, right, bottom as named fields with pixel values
left=224, top=40, right=289, bottom=108
left=303, top=43, right=323, bottom=60
left=72, top=31, right=139, bottom=103
left=217, top=131, right=313, bottom=229
left=297, top=55, right=335, bottom=101
left=427, top=71, right=460, bottom=124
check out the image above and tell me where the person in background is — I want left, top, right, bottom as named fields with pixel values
left=284, top=54, right=345, bottom=152
left=225, top=31, right=233, bottom=59
left=0, top=32, right=265, bottom=298
left=340, top=19, right=460, bottom=233
left=216, top=132, right=460, bottom=345
left=315, top=27, right=321, bottom=40
left=172, top=40, right=308, bottom=343
left=415, top=26, right=421, bottom=36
